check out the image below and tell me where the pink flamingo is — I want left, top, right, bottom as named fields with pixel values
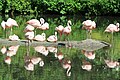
left=26, top=19, right=41, bottom=28
left=55, top=25, right=64, bottom=40
left=25, top=31, right=34, bottom=43
left=9, top=34, right=20, bottom=41
left=63, top=20, right=72, bottom=41
left=105, top=23, right=119, bottom=41
left=82, top=20, right=96, bottom=38
left=105, top=23, right=119, bottom=33
left=34, top=33, right=46, bottom=42
left=24, top=25, right=35, bottom=32
left=38, top=22, right=49, bottom=31
left=47, top=32, right=57, bottom=42
left=1, top=18, right=18, bottom=37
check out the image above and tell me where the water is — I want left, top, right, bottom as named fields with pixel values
left=0, top=14, right=120, bottom=80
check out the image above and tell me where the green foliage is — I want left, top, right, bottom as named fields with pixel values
left=0, top=0, right=120, bottom=16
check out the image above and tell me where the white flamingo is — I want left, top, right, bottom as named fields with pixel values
left=47, top=32, right=57, bottom=42
left=34, top=33, right=46, bottom=42
left=9, top=34, right=20, bottom=41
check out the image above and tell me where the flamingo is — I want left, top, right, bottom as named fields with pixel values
left=105, top=23, right=119, bottom=41
left=62, top=59, right=71, bottom=76
left=4, top=56, right=11, bottom=64
left=34, top=33, right=46, bottom=42
left=26, top=19, right=41, bottom=28
left=24, top=25, right=35, bottom=32
left=82, top=20, right=96, bottom=39
left=38, top=18, right=49, bottom=32
left=1, top=18, right=18, bottom=37
left=38, top=22, right=49, bottom=31
left=63, top=20, right=72, bottom=41
left=26, top=19, right=41, bottom=35
left=104, top=59, right=119, bottom=68
left=55, top=25, right=64, bottom=40
left=25, top=31, right=34, bottom=45
left=82, top=50, right=95, bottom=60
left=9, top=34, right=20, bottom=41
left=47, top=32, right=57, bottom=42
left=81, top=60, right=92, bottom=71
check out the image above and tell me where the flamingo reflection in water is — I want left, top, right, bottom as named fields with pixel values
left=1, top=45, right=20, bottom=64
left=4, top=56, right=11, bottom=64
left=1, top=46, right=7, bottom=54
left=104, top=59, right=119, bottom=69
left=82, top=20, right=96, bottom=39
left=62, top=59, right=71, bottom=77
left=34, top=46, right=49, bottom=56
left=81, top=60, right=92, bottom=71
left=56, top=50, right=71, bottom=76
left=24, top=45, right=44, bottom=71
left=82, top=50, right=95, bottom=60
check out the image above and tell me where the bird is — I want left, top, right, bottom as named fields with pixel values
left=63, top=20, right=72, bottom=39
left=24, top=25, right=35, bottom=32
left=26, top=19, right=41, bottom=36
left=38, top=22, right=49, bottom=31
left=25, top=31, right=34, bottom=43
left=104, top=59, right=119, bottom=68
left=34, top=33, right=46, bottom=42
left=55, top=25, right=64, bottom=40
left=82, top=50, right=95, bottom=60
left=105, top=23, right=119, bottom=33
left=47, top=32, right=57, bottom=42
left=9, top=34, right=20, bottom=41
left=82, top=20, right=96, bottom=39
left=26, top=19, right=41, bottom=28
left=1, top=18, right=18, bottom=38
left=105, top=23, right=119, bottom=48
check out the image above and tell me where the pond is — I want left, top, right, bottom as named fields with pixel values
left=0, top=14, right=120, bottom=80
